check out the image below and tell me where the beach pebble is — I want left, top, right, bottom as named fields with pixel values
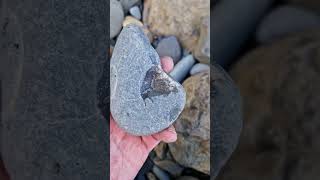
left=110, top=0, right=124, bottom=39
left=190, top=63, right=210, bottom=75
left=129, top=6, right=141, bottom=20
left=156, top=36, right=182, bottom=64
left=211, top=0, right=274, bottom=67
left=256, top=5, right=320, bottom=43
left=169, top=55, right=196, bottom=82
left=110, top=25, right=186, bottom=136
left=120, top=0, right=140, bottom=12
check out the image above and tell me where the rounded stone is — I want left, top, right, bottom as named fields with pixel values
left=169, top=55, right=196, bottom=82
left=110, top=25, right=186, bottom=136
left=169, top=65, right=242, bottom=176
left=156, top=36, right=182, bottom=64
left=217, top=30, right=320, bottom=180
left=256, top=5, right=320, bottom=44
left=110, top=0, right=124, bottom=39
left=189, top=63, right=210, bottom=75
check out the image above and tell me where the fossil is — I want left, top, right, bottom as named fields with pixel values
left=110, top=25, right=186, bottom=136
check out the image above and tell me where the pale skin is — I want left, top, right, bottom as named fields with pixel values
left=110, top=56, right=177, bottom=180
left=0, top=57, right=177, bottom=180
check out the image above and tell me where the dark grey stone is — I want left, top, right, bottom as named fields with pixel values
left=256, top=5, right=320, bottom=44
left=156, top=36, right=182, bottom=64
left=211, top=0, right=274, bottom=67
left=110, top=25, right=186, bottom=136
left=0, top=0, right=108, bottom=179
left=211, top=62, right=242, bottom=179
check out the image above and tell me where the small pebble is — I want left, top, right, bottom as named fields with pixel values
left=129, top=6, right=142, bottom=20
left=120, top=0, right=140, bottom=12
left=190, top=63, right=210, bottom=75
left=110, top=0, right=124, bottom=39
left=156, top=36, right=182, bottom=64
left=169, top=55, right=196, bottom=82
left=146, top=172, right=157, bottom=180
left=152, top=165, right=170, bottom=180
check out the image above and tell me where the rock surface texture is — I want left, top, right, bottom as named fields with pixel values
left=169, top=64, right=242, bottom=177
left=169, top=72, right=210, bottom=175
left=217, top=30, right=320, bottom=180
left=0, top=0, right=108, bottom=179
left=110, top=25, right=186, bottom=136
left=143, top=0, right=210, bottom=53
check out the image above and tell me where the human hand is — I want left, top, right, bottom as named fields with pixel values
left=110, top=56, right=177, bottom=180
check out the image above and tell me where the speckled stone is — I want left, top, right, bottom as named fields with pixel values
left=110, top=25, right=186, bottom=136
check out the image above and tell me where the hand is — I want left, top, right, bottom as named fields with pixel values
left=110, top=56, right=177, bottom=180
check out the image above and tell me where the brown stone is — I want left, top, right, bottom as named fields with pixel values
left=153, top=142, right=167, bottom=160
left=143, top=0, right=210, bottom=52
left=169, top=72, right=210, bottom=174
left=217, top=30, right=320, bottom=180
left=194, top=16, right=210, bottom=64
left=153, top=159, right=184, bottom=177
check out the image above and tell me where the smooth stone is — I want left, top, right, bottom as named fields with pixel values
left=211, top=0, right=274, bottom=67
left=256, top=6, right=320, bottom=44
left=220, top=29, right=320, bottom=180
left=110, top=0, right=124, bottom=39
left=194, top=16, right=210, bottom=64
left=152, top=165, right=170, bottom=180
left=110, top=25, right=186, bottom=136
left=129, top=6, right=142, bottom=20
left=120, top=0, right=140, bottom=12
left=189, top=63, right=210, bottom=75
left=156, top=36, right=182, bottom=64
left=169, top=55, right=196, bottom=82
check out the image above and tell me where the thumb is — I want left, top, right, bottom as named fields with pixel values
left=152, top=125, right=177, bottom=143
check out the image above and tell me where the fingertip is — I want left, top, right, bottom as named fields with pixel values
left=160, top=56, right=174, bottom=73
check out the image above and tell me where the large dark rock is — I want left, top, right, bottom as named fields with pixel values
left=0, top=0, right=108, bottom=179
left=217, top=30, right=320, bottom=180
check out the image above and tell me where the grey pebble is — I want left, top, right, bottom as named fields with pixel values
left=110, top=25, right=186, bottom=136
left=190, top=63, right=210, bottom=75
left=169, top=55, right=196, bottom=82
left=120, top=0, right=140, bottom=12
left=110, top=0, right=124, bottom=39
left=211, top=0, right=274, bottom=67
left=152, top=165, right=170, bottom=180
left=256, top=5, right=320, bottom=43
left=129, top=6, right=142, bottom=20
left=156, top=36, right=182, bottom=64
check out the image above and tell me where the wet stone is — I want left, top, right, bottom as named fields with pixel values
left=110, top=25, right=186, bottom=136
